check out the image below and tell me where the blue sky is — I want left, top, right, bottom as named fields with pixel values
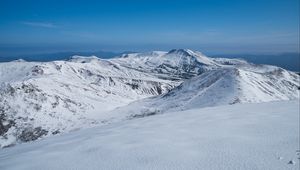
left=0, top=0, right=299, bottom=55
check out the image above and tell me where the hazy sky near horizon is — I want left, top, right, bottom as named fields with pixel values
left=0, top=0, right=299, bottom=55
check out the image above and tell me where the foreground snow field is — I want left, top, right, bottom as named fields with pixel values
left=0, top=100, right=299, bottom=170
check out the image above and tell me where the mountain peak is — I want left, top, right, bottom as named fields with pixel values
left=167, top=49, right=208, bottom=60
left=167, top=49, right=195, bottom=56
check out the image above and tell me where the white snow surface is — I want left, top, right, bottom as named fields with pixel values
left=0, top=101, right=299, bottom=170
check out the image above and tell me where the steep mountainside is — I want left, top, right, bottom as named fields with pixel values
left=0, top=57, right=176, bottom=147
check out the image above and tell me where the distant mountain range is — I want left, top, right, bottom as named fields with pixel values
left=0, top=51, right=299, bottom=71
left=0, top=51, right=129, bottom=62
left=212, top=53, right=300, bottom=72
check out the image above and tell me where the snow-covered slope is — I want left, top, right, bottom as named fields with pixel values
left=0, top=101, right=299, bottom=170
left=0, top=49, right=299, bottom=147
left=0, top=57, right=176, bottom=147
left=110, top=65, right=299, bottom=117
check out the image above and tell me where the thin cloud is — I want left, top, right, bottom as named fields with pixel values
left=21, top=21, right=58, bottom=28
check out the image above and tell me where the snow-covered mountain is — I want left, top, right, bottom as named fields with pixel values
left=0, top=57, right=176, bottom=147
left=112, top=49, right=220, bottom=80
left=0, top=49, right=299, bottom=147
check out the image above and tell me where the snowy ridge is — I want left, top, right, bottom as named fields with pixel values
left=0, top=49, right=299, bottom=147
left=166, top=66, right=299, bottom=108
left=108, top=65, right=299, bottom=118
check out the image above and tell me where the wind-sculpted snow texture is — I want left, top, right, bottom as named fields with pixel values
left=0, top=49, right=299, bottom=147
left=0, top=101, right=299, bottom=170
